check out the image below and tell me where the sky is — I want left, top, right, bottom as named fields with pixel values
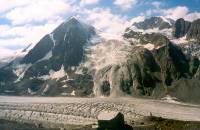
left=0, top=0, right=200, bottom=59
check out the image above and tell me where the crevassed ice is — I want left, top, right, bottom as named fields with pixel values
left=83, top=40, right=132, bottom=71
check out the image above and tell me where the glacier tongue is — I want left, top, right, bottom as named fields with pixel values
left=84, top=39, right=132, bottom=72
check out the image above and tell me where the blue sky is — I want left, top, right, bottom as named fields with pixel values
left=0, top=0, right=200, bottom=59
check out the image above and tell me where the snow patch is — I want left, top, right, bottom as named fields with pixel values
left=160, top=16, right=173, bottom=25
left=171, top=36, right=188, bottom=44
left=75, top=67, right=84, bottom=75
left=37, top=51, right=52, bottom=62
left=143, top=43, right=155, bottom=50
left=38, top=65, right=67, bottom=80
left=62, top=85, right=68, bottom=88
left=130, top=26, right=173, bottom=38
left=14, top=64, right=32, bottom=82
left=61, top=79, right=68, bottom=83
left=161, top=95, right=181, bottom=104
left=71, top=90, right=76, bottom=96
left=61, top=92, right=68, bottom=96
left=4, top=90, right=15, bottom=93
left=49, top=33, right=56, bottom=46
left=28, top=88, right=36, bottom=95
left=71, top=66, right=75, bottom=71
left=43, top=84, right=50, bottom=93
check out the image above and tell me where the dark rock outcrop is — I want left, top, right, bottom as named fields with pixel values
left=187, top=19, right=200, bottom=40
left=124, top=29, right=170, bottom=47
left=174, top=18, right=191, bottom=38
left=94, top=41, right=199, bottom=98
left=174, top=18, right=200, bottom=41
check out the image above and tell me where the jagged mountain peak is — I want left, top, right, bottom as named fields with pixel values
left=21, top=16, right=96, bottom=65
left=174, top=18, right=200, bottom=41
left=131, top=16, right=174, bottom=30
left=61, top=16, right=91, bottom=29
left=64, top=16, right=82, bottom=26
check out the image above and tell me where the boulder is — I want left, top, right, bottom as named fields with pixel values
left=97, top=111, right=124, bottom=130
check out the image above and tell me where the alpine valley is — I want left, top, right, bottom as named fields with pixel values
left=1, top=16, right=200, bottom=104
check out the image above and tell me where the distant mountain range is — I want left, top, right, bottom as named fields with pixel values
left=0, top=16, right=200, bottom=103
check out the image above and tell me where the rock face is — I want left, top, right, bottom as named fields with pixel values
left=174, top=18, right=191, bottom=38
left=174, top=18, right=200, bottom=41
left=124, top=29, right=170, bottom=47
left=187, top=19, right=200, bottom=40
left=133, top=17, right=172, bottom=30
left=22, top=17, right=95, bottom=72
left=94, top=40, right=199, bottom=98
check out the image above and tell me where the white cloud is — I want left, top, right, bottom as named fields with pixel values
left=163, top=6, right=189, bottom=20
left=0, top=0, right=30, bottom=14
left=0, top=19, right=62, bottom=49
left=145, top=6, right=200, bottom=21
left=0, top=47, right=16, bottom=59
left=151, top=1, right=161, bottom=8
left=130, top=16, right=145, bottom=24
left=161, top=6, right=200, bottom=21
left=5, top=0, right=74, bottom=25
left=80, top=0, right=99, bottom=6
left=114, top=0, right=137, bottom=9
left=183, top=12, right=200, bottom=21
left=0, top=0, right=76, bottom=59
left=83, top=8, right=128, bottom=34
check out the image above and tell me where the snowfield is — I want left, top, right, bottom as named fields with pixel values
left=0, top=96, right=200, bottom=126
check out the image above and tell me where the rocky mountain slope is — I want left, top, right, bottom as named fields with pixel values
left=132, top=17, right=173, bottom=30
left=0, top=16, right=200, bottom=103
left=174, top=18, right=200, bottom=41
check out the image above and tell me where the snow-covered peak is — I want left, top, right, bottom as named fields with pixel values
left=129, top=16, right=145, bottom=25
left=67, top=16, right=80, bottom=23
left=159, top=16, right=174, bottom=26
left=69, top=15, right=79, bottom=21
left=130, top=16, right=173, bottom=31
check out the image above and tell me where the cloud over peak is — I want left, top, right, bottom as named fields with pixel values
left=4, top=0, right=73, bottom=25
left=114, top=0, right=137, bottom=9
left=80, top=0, right=99, bottom=6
